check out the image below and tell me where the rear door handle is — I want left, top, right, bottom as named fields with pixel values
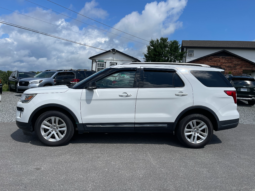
left=175, top=92, right=188, bottom=96
left=119, top=92, right=132, bottom=97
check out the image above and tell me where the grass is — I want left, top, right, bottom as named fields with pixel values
left=2, top=84, right=9, bottom=92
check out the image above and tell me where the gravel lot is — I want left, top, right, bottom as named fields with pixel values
left=0, top=91, right=255, bottom=190
left=1, top=91, right=254, bottom=125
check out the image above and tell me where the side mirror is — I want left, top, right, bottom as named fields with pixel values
left=87, top=82, right=97, bottom=90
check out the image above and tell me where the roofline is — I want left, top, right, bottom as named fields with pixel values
left=181, top=46, right=255, bottom=50
left=187, top=49, right=255, bottom=65
left=125, top=62, right=210, bottom=67
left=89, top=49, right=140, bottom=62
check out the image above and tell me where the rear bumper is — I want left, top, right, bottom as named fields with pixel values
left=16, top=121, right=33, bottom=132
left=237, top=97, right=255, bottom=101
left=217, top=119, right=239, bottom=131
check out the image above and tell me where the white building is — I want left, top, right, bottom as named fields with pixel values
left=89, top=49, right=140, bottom=72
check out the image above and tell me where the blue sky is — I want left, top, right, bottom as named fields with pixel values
left=0, top=0, right=254, bottom=71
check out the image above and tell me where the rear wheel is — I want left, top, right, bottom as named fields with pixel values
left=248, top=101, right=255, bottom=106
left=176, top=114, right=213, bottom=148
left=35, top=111, right=74, bottom=146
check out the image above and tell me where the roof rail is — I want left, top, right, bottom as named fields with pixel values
left=124, top=62, right=210, bottom=67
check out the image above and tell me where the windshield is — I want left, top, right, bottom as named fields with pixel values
left=231, top=79, right=255, bottom=87
left=18, top=72, right=35, bottom=79
left=34, top=72, right=55, bottom=78
left=72, top=69, right=109, bottom=89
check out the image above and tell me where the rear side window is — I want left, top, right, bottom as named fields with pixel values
left=191, top=71, right=232, bottom=87
left=143, top=70, right=184, bottom=88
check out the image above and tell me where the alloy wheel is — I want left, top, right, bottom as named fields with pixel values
left=184, top=120, right=208, bottom=144
left=40, top=116, right=67, bottom=142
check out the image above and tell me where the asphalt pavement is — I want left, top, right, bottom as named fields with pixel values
left=0, top=123, right=255, bottom=191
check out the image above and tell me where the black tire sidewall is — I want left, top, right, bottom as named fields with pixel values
left=35, top=111, right=74, bottom=146
left=177, top=114, right=213, bottom=148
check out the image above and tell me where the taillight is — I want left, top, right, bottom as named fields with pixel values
left=70, top=79, right=80, bottom=84
left=54, top=79, right=56, bottom=84
left=224, top=91, right=237, bottom=104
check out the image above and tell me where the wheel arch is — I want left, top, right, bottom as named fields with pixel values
left=174, top=106, right=220, bottom=131
left=29, top=104, right=79, bottom=131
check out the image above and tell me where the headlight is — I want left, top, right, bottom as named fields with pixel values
left=20, top=94, right=37, bottom=103
left=30, top=80, right=43, bottom=84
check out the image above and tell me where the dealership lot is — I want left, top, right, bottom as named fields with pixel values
left=0, top=91, right=255, bottom=190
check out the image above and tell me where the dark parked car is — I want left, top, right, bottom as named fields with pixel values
left=229, top=76, right=255, bottom=105
left=8, top=71, right=36, bottom=92
left=54, top=70, right=95, bottom=87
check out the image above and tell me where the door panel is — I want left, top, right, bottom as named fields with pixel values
left=135, top=69, right=193, bottom=123
left=81, top=88, right=138, bottom=123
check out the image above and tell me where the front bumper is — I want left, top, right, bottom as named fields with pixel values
left=217, top=118, right=239, bottom=131
left=16, top=121, right=33, bottom=132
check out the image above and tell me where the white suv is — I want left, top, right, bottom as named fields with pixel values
left=16, top=63, right=239, bottom=148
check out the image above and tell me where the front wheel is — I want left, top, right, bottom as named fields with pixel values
left=35, top=111, right=74, bottom=146
left=176, top=114, right=213, bottom=148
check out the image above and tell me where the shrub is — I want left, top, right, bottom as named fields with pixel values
left=2, top=84, right=9, bottom=91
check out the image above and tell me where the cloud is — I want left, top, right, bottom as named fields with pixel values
left=78, top=0, right=108, bottom=20
left=113, top=0, right=187, bottom=41
left=0, top=0, right=187, bottom=71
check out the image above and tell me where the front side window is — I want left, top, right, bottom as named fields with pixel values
left=96, top=71, right=136, bottom=88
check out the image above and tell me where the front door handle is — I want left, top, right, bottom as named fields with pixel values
left=175, top=91, right=188, bottom=96
left=119, top=92, right=132, bottom=97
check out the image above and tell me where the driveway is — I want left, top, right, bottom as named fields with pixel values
left=0, top=92, right=255, bottom=190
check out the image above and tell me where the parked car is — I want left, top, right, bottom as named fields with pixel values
left=16, top=63, right=239, bottom=148
left=8, top=71, right=36, bottom=92
left=228, top=76, right=255, bottom=105
left=54, top=70, right=95, bottom=87
left=18, top=70, right=94, bottom=91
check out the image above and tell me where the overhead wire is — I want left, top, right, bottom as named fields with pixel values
left=0, top=20, right=107, bottom=51
left=47, top=0, right=150, bottom=42
left=24, top=0, right=147, bottom=45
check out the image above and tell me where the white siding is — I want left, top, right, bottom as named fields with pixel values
left=91, top=51, right=137, bottom=72
left=185, top=48, right=255, bottom=63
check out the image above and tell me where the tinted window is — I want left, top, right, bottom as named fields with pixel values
left=18, top=72, right=35, bottom=78
left=75, top=71, right=86, bottom=79
left=96, top=71, right=136, bottom=88
left=231, top=79, right=255, bottom=87
left=143, top=70, right=175, bottom=88
left=35, top=72, right=55, bottom=78
left=191, top=71, right=232, bottom=87
left=174, top=73, right=184, bottom=87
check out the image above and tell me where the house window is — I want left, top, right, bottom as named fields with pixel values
left=97, top=62, right=105, bottom=71
left=188, top=50, right=194, bottom=57
left=110, top=62, right=117, bottom=66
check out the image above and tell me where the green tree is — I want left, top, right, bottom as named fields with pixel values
left=144, top=38, right=185, bottom=62
left=0, top=70, right=12, bottom=85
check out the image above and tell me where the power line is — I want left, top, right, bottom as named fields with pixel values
left=24, top=0, right=147, bottom=45
left=47, top=0, right=150, bottom=42
left=0, top=20, right=107, bottom=51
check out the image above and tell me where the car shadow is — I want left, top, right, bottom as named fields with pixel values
left=10, top=129, right=222, bottom=148
left=237, top=100, right=254, bottom=107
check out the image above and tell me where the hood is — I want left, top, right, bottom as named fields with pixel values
left=19, top=78, right=51, bottom=82
left=24, top=85, right=69, bottom=94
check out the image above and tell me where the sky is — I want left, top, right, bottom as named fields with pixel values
left=0, top=0, right=254, bottom=71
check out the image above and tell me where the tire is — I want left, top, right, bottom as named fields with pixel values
left=248, top=101, right=255, bottom=106
left=16, top=84, right=19, bottom=93
left=35, top=111, right=74, bottom=146
left=176, top=114, right=213, bottom=148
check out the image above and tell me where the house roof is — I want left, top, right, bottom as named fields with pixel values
left=182, top=40, right=255, bottom=50
left=89, top=48, right=140, bottom=62
left=187, top=49, right=255, bottom=65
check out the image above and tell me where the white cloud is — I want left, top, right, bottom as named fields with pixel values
left=78, top=0, right=108, bottom=20
left=0, top=0, right=187, bottom=71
